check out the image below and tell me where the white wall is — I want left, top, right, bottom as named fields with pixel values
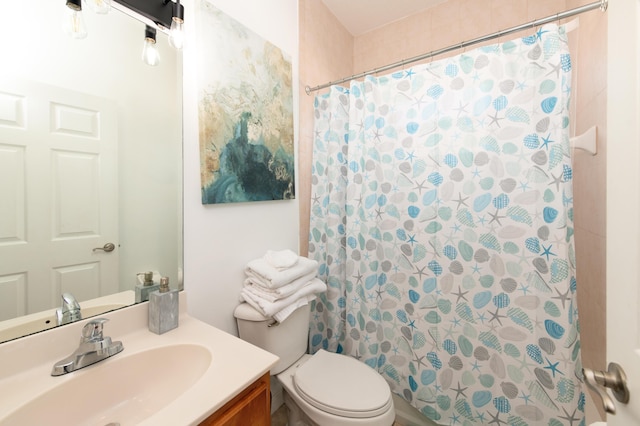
left=182, top=0, right=300, bottom=334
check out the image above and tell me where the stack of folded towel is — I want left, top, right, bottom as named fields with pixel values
left=241, top=249, right=325, bottom=323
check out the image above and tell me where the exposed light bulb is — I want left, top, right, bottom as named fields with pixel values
left=63, top=0, right=88, bottom=39
left=142, top=27, right=160, bottom=66
left=168, top=17, right=184, bottom=50
left=168, top=1, right=185, bottom=50
left=142, top=39, right=160, bottom=66
left=85, top=0, right=111, bottom=14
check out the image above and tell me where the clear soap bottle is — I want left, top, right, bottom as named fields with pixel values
left=148, top=276, right=179, bottom=334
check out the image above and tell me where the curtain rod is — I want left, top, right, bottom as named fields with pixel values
left=305, top=0, right=608, bottom=95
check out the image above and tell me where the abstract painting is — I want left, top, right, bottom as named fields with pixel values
left=197, top=2, right=295, bottom=204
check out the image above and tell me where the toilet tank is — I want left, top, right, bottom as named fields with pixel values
left=234, top=302, right=311, bottom=374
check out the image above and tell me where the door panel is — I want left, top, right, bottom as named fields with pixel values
left=52, top=150, right=101, bottom=238
left=607, top=0, right=640, bottom=424
left=0, top=144, right=26, bottom=244
left=0, top=79, right=118, bottom=319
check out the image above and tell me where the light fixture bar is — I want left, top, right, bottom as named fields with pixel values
left=112, top=0, right=173, bottom=31
left=110, top=2, right=164, bottom=35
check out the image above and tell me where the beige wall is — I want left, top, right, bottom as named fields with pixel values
left=298, top=0, right=353, bottom=258
left=299, top=0, right=607, bottom=419
left=564, top=6, right=608, bottom=421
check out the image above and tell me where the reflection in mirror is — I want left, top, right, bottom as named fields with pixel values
left=0, top=1, right=182, bottom=343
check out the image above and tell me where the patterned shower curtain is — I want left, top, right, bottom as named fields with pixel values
left=308, top=24, right=583, bottom=425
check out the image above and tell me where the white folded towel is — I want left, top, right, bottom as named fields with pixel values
left=244, top=271, right=318, bottom=302
left=264, top=249, right=299, bottom=270
left=246, top=256, right=319, bottom=289
left=273, top=297, right=314, bottom=323
left=240, top=278, right=327, bottom=318
left=243, top=292, right=316, bottom=323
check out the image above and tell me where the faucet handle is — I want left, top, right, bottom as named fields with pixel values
left=61, top=292, right=81, bottom=311
left=81, top=318, right=109, bottom=342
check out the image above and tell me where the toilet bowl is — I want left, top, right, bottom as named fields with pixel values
left=278, top=351, right=395, bottom=425
left=234, top=302, right=395, bottom=425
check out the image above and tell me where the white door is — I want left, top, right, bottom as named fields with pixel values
left=605, top=0, right=640, bottom=424
left=0, top=79, right=119, bottom=320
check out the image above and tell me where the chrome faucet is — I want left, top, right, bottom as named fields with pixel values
left=51, top=318, right=124, bottom=376
left=56, top=292, right=82, bottom=326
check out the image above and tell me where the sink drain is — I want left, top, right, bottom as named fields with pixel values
left=104, top=423, right=120, bottom=426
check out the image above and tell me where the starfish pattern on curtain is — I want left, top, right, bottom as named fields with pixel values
left=308, top=24, right=583, bottom=426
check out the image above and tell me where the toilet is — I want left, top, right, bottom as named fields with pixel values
left=234, top=302, right=395, bottom=426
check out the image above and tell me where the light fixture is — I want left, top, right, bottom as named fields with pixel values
left=116, top=0, right=183, bottom=36
left=168, top=0, right=185, bottom=50
left=63, top=0, right=185, bottom=64
left=142, top=25, right=160, bottom=66
left=62, top=0, right=88, bottom=39
left=85, top=0, right=112, bottom=14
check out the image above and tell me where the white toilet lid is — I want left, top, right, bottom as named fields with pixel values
left=293, top=349, right=392, bottom=418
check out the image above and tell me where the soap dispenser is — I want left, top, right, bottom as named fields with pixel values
left=135, top=271, right=161, bottom=303
left=148, top=276, right=179, bottom=334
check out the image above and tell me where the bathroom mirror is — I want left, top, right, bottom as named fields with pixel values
left=0, top=1, right=182, bottom=343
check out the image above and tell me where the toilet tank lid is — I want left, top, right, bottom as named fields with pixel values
left=234, top=303, right=270, bottom=321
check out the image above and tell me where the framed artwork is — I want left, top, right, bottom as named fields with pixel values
left=197, top=2, right=295, bottom=204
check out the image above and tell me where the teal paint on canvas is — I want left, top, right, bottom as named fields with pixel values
left=197, top=3, right=295, bottom=204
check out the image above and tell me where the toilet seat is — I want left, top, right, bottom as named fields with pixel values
left=292, top=349, right=393, bottom=418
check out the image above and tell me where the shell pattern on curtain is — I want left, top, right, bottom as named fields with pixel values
left=308, top=24, right=583, bottom=425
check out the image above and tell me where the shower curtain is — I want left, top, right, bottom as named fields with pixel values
left=308, top=24, right=583, bottom=425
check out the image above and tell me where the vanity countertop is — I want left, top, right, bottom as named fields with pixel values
left=0, top=294, right=279, bottom=425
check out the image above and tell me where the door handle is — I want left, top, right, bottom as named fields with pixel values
left=583, top=362, right=630, bottom=414
left=93, top=243, right=116, bottom=253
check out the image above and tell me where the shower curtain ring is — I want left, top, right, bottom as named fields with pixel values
left=527, top=19, right=536, bottom=40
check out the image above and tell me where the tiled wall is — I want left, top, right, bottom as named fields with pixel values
left=299, top=0, right=607, bottom=420
left=353, top=0, right=574, bottom=74
left=298, top=0, right=353, bottom=259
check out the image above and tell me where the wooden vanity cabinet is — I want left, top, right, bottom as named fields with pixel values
left=199, top=372, right=271, bottom=426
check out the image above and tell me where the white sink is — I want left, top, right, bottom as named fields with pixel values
left=4, top=344, right=211, bottom=425
left=0, top=295, right=279, bottom=426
